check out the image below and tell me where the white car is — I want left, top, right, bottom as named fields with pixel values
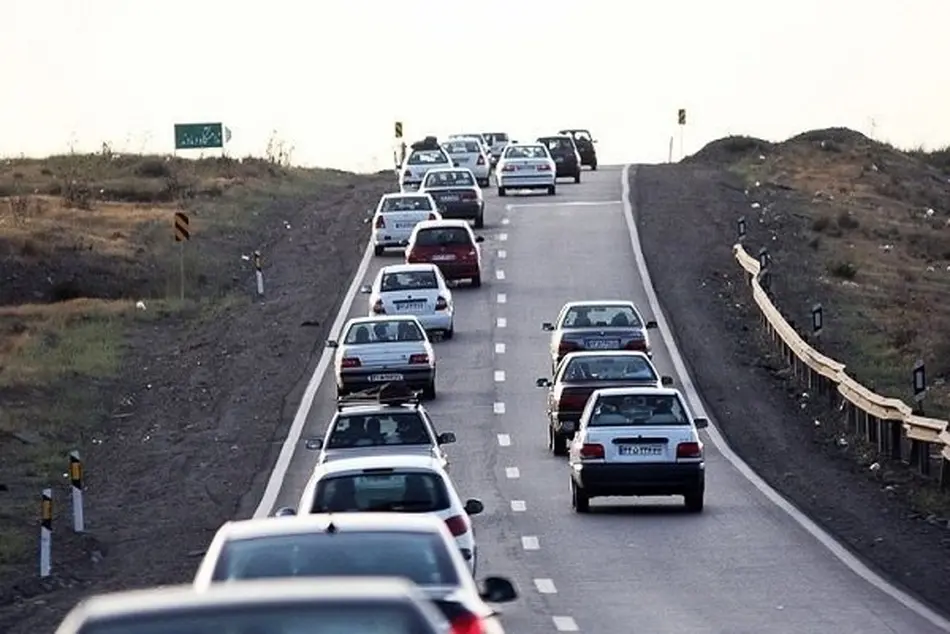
left=400, top=147, right=454, bottom=192
left=441, top=138, right=491, bottom=187
left=284, top=454, right=484, bottom=574
left=361, top=263, right=454, bottom=338
left=371, top=192, right=442, bottom=256
left=567, top=386, right=709, bottom=513
left=495, top=143, right=557, bottom=196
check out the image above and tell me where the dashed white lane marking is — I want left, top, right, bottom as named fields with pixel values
left=497, top=293, right=507, bottom=304
left=493, top=402, right=506, bottom=414
left=521, top=536, right=540, bottom=550
left=495, top=342, right=506, bottom=354
left=494, top=370, right=506, bottom=382
left=496, top=269, right=506, bottom=280
left=497, top=317, right=507, bottom=328
left=553, top=616, right=579, bottom=632
left=498, top=249, right=507, bottom=259
left=505, top=467, right=520, bottom=479
left=534, top=578, right=557, bottom=594
left=497, top=433, right=511, bottom=447
left=502, top=217, right=510, bottom=225
left=510, top=500, right=526, bottom=512
left=499, top=232, right=508, bottom=241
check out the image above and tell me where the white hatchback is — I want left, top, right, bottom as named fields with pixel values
left=371, top=193, right=442, bottom=256
left=495, top=143, right=557, bottom=196
left=441, top=138, right=491, bottom=187
left=361, top=263, right=454, bottom=338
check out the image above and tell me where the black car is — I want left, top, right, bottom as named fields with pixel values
left=558, top=129, right=597, bottom=170
left=538, top=135, right=582, bottom=183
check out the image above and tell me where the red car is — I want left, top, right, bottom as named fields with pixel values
left=405, top=220, right=485, bottom=287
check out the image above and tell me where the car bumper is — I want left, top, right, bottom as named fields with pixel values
left=415, top=312, right=453, bottom=331
left=552, top=412, right=582, bottom=436
left=578, top=152, right=596, bottom=166
left=572, top=462, right=704, bottom=497
left=339, top=367, right=434, bottom=392
left=499, top=174, right=555, bottom=188
left=437, top=201, right=482, bottom=220
left=373, top=229, right=411, bottom=247
left=400, top=180, right=422, bottom=191
left=554, top=161, right=580, bottom=177
left=432, top=262, right=480, bottom=281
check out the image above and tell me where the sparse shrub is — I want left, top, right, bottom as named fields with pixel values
left=836, top=210, right=859, bottom=230
left=40, top=168, right=53, bottom=176
left=63, top=179, right=93, bottom=210
left=890, top=328, right=916, bottom=349
left=135, top=159, right=172, bottom=179
left=811, top=216, right=831, bottom=232
left=828, top=261, right=858, bottom=279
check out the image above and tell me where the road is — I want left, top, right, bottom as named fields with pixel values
left=259, top=165, right=950, bottom=633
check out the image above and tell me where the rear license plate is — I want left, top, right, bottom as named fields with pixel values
left=440, top=195, right=460, bottom=202
left=369, top=373, right=404, bottom=382
left=396, top=301, right=425, bottom=311
left=395, top=222, right=414, bottom=229
left=432, top=254, right=456, bottom=261
left=619, top=444, right=663, bottom=456
left=584, top=339, right=621, bottom=349
left=555, top=157, right=564, bottom=162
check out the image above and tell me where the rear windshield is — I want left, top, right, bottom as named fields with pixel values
left=343, top=320, right=425, bottom=344
left=561, top=355, right=657, bottom=382
left=485, top=132, right=508, bottom=143
left=413, top=227, right=472, bottom=246
left=562, top=305, right=642, bottom=328
left=327, top=412, right=433, bottom=450
left=212, top=531, right=460, bottom=586
left=407, top=150, right=448, bottom=165
left=539, top=137, right=574, bottom=152
left=312, top=471, right=450, bottom=513
left=443, top=141, right=480, bottom=154
left=504, top=145, right=548, bottom=159
left=589, top=393, right=690, bottom=427
left=567, top=130, right=592, bottom=143
left=381, top=270, right=439, bottom=291
left=380, top=196, right=433, bottom=212
left=424, top=170, right=474, bottom=188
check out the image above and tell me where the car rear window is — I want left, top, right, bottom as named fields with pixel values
left=562, top=305, right=642, bottom=328
left=327, top=411, right=433, bottom=450
left=486, top=132, right=508, bottom=142
left=413, top=227, right=472, bottom=246
left=562, top=356, right=657, bottom=382
left=539, top=137, right=574, bottom=152
left=311, top=471, right=451, bottom=513
left=213, top=531, right=460, bottom=586
left=504, top=145, right=548, bottom=159
left=424, top=170, right=474, bottom=188
left=380, top=196, right=433, bottom=212
left=382, top=270, right=438, bottom=291
left=407, top=150, right=448, bottom=165
left=344, top=320, right=425, bottom=344
left=443, top=141, right=480, bottom=154
left=589, top=393, right=690, bottom=427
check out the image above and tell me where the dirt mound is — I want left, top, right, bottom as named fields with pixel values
left=683, top=135, right=774, bottom=165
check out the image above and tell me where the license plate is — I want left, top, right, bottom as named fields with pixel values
left=369, top=373, right=404, bottom=382
left=396, top=302, right=425, bottom=311
left=440, top=195, right=460, bottom=202
left=619, top=444, right=663, bottom=456
left=395, top=222, right=414, bottom=229
left=555, top=157, right=564, bottom=162
left=584, top=339, right=621, bottom=349
left=432, top=254, right=456, bottom=261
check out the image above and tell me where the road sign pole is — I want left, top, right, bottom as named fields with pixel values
left=179, top=242, right=185, bottom=301
left=668, top=136, right=674, bottom=163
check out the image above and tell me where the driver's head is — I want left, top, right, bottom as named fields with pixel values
left=366, top=417, right=381, bottom=435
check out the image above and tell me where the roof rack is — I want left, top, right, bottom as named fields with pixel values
left=336, top=381, right=423, bottom=410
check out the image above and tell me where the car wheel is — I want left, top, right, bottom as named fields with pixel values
left=373, top=244, right=385, bottom=256
left=547, top=185, right=556, bottom=195
left=336, top=385, right=348, bottom=399
left=478, top=178, right=489, bottom=188
left=443, top=325, right=454, bottom=340
left=497, top=186, right=506, bottom=197
left=423, top=379, right=437, bottom=400
left=574, top=171, right=581, bottom=184
left=571, top=479, right=590, bottom=513
left=552, top=429, right=568, bottom=457
left=474, top=213, right=484, bottom=229
left=471, top=273, right=482, bottom=288
left=684, top=489, right=704, bottom=513
left=591, top=161, right=598, bottom=171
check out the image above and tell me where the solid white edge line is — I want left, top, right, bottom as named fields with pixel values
left=253, top=240, right=373, bottom=518
left=620, top=165, right=950, bottom=632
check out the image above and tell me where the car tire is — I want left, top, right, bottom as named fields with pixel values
left=574, top=171, right=581, bottom=184
left=474, top=212, right=484, bottom=229
left=471, top=273, right=482, bottom=288
left=478, top=178, right=489, bottom=188
left=547, top=185, right=556, bottom=195
left=423, top=378, right=437, bottom=400
left=571, top=479, right=590, bottom=513
left=336, top=385, right=348, bottom=399
left=684, top=489, right=704, bottom=513
left=497, top=186, right=507, bottom=197
left=373, top=244, right=385, bottom=256
left=443, top=325, right=454, bottom=340
left=550, top=423, right=568, bottom=456
left=591, top=161, right=598, bottom=171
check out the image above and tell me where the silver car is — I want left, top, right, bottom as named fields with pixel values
left=328, top=316, right=437, bottom=399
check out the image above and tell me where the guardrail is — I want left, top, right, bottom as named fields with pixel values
left=733, top=244, right=950, bottom=488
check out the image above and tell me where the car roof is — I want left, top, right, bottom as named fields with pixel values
left=539, top=134, right=572, bottom=140
left=447, top=134, right=483, bottom=140
left=413, top=219, right=473, bottom=231
left=591, top=386, right=681, bottom=398
left=381, top=192, right=431, bottom=199
left=346, top=314, right=422, bottom=325
left=215, top=512, right=447, bottom=541
left=425, top=167, right=475, bottom=175
left=379, top=263, right=439, bottom=275
left=315, top=453, right=445, bottom=476
left=562, top=299, right=637, bottom=309
left=561, top=350, right=653, bottom=361
left=505, top=142, right=545, bottom=148
left=335, top=402, right=422, bottom=415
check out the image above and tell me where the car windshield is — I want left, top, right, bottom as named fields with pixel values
left=343, top=320, right=425, bottom=344
left=380, top=196, right=433, bottom=212
left=589, top=393, right=690, bottom=427
left=561, top=356, right=657, bottom=382
left=407, top=150, right=448, bottom=165
left=326, top=412, right=433, bottom=450
left=381, top=270, right=439, bottom=291
left=83, top=604, right=426, bottom=634
left=212, top=531, right=460, bottom=587
left=312, top=471, right=451, bottom=513
left=504, top=145, right=547, bottom=159
left=567, top=130, right=592, bottom=142
left=561, top=305, right=642, bottom=328
left=485, top=132, right=508, bottom=143
left=424, top=171, right=474, bottom=188
left=539, top=137, right=574, bottom=152
left=413, top=227, right=471, bottom=247
left=443, top=141, right=480, bottom=154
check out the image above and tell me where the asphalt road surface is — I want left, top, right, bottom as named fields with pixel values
left=260, top=166, right=950, bottom=634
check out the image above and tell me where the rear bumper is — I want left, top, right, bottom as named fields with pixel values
left=400, top=181, right=422, bottom=191
left=554, top=161, right=580, bottom=177
left=373, top=229, right=411, bottom=247
left=338, top=367, right=434, bottom=392
left=498, top=174, right=555, bottom=188
left=572, top=462, right=704, bottom=497
left=578, top=152, right=597, bottom=166
left=437, top=201, right=482, bottom=220
left=432, top=262, right=480, bottom=281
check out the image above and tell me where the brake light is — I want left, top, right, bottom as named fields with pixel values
left=408, top=353, right=429, bottom=364
left=435, top=296, right=448, bottom=310
left=501, top=164, right=517, bottom=172
left=580, top=443, right=605, bottom=460
left=625, top=339, right=647, bottom=351
left=558, top=341, right=579, bottom=356
left=444, top=515, right=468, bottom=536
left=676, top=442, right=703, bottom=459
left=451, top=613, right=484, bottom=634
left=461, top=191, right=476, bottom=200
left=375, top=215, right=385, bottom=229
left=476, top=155, right=485, bottom=165
left=341, top=357, right=360, bottom=368
left=537, top=164, right=552, bottom=171
left=466, top=248, right=477, bottom=258
left=557, top=391, right=588, bottom=411
left=428, top=212, right=438, bottom=220
left=372, top=300, right=385, bottom=314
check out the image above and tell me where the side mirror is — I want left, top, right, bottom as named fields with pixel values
left=660, top=376, right=674, bottom=387
left=464, top=498, right=484, bottom=515
left=541, top=322, right=554, bottom=331
left=326, top=340, right=339, bottom=348
left=474, top=236, right=485, bottom=243
left=437, top=431, right=457, bottom=445
left=593, top=139, right=599, bottom=143
left=479, top=576, right=517, bottom=603
left=274, top=507, right=296, bottom=517
left=359, top=285, right=372, bottom=294
left=453, top=162, right=460, bottom=167
left=693, top=417, right=709, bottom=429
left=305, top=437, right=324, bottom=450
left=536, top=377, right=551, bottom=388
left=645, top=320, right=658, bottom=329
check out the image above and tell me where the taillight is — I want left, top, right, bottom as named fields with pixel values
left=341, top=357, right=360, bottom=368
left=580, top=443, right=605, bottom=460
left=408, top=353, right=429, bottom=364
left=558, top=341, right=579, bottom=356
left=557, top=391, right=588, bottom=411
left=476, top=155, right=485, bottom=165
left=624, top=339, right=647, bottom=351
left=435, top=296, right=448, bottom=310
left=501, top=164, right=516, bottom=172
left=537, top=163, right=552, bottom=171
left=375, top=215, right=385, bottom=229
left=451, top=613, right=484, bottom=634
left=428, top=212, right=438, bottom=220
left=461, top=191, right=476, bottom=200
left=466, top=248, right=477, bottom=257
left=676, top=442, right=703, bottom=459
left=444, top=515, right=468, bottom=536
left=372, top=300, right=385, bottom=314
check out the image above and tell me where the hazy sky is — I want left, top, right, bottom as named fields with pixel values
left=3, top=1, right=948, bottom=172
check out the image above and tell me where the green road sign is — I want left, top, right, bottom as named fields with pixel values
left=174, top=123, right=226, bottom=150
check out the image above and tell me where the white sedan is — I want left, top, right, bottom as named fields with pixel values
left=361, top=263, right=455, bottom=338
left=495, top=143, right=557, bottom=196
left=400, top=147, right=454, bottom=192
left=441, top=138, right=491, bottom=187
left=370, top=192, right=442, bottom=256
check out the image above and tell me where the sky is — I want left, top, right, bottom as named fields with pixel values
left=3, top=0, right=949, bottom=172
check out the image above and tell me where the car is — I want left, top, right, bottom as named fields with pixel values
left=370, top=192, right=442, bottom=256
left=277, top=454, right=485, bottom=574
left=567, top=386, right=709, bottom=513
left=442, top=138, right=491, bottom=187
left=447, top=133, right=493, bottom=160
left=304, top=383, right=456, bottom=469
left=418, top=167, right=486, bottom=228
left=495, top=143, right=557, bottom=196
left=406, top=219, right=485, bottom=287
left=328, top=315, right=437, bottom=399
left=400, top=144, right=454, bottom=192
left=535, top=351, right=674, bottom=456
left=55, top=578, right=452, bottom=634
left=361, top=263, right=455, bottom=338
left=542, top=300, right=659, bottom=372
left=482, top=132, right=511, bottom=165
left=194, top=513, right=519, bottom=634
left=537, top=134, right=582, bottom=183
left=558, top=128, right=598, bottom=170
